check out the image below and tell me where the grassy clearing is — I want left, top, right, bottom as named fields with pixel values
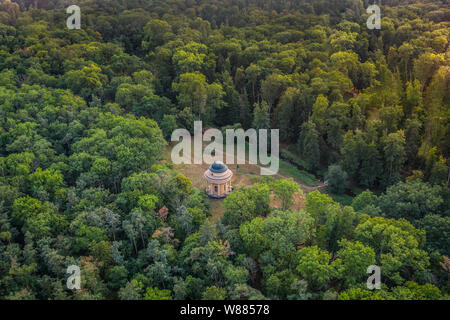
left=165, top=139, right=324, bottom=220
left=329, top=192, right=354, bottom=206
left=278, top=161, right=321, bottom=187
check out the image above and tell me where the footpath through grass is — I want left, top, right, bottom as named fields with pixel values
left=278, top=160, right=320, bottom=187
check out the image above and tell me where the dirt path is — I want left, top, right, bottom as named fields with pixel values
left=301, top=183, right=328, bottom=191
left=277, top=172, right=328, bottom=192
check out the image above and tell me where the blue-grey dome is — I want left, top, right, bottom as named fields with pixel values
left=209, top=161, right=228, bottom=173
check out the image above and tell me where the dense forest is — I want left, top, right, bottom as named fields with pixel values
left=0, top=0, right=449, bottom=300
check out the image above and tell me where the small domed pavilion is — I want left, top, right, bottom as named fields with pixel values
left=204, top=161, right=233, bottom=198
